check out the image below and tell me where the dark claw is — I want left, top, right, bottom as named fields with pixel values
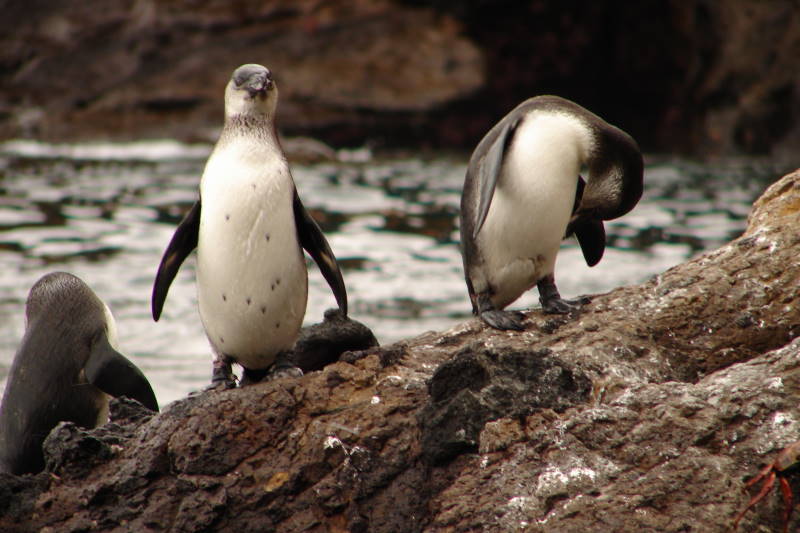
left=480, top=309, right=526, bottom=331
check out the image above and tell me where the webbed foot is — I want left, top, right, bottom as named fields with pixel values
left=541, top=296, right=590, bottom=314
left=538, top=275, right=590, bottom=315
left=207, top=357, right=236, bottom=390
left=268, top=364, right=304, bottom=380
left=267, top=351, right=303, bottom=380
left=479, top=309, right=526, bottom=331
left=473, top=291, right=526, bottom=331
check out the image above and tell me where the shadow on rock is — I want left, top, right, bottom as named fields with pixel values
left=419, top=344, right=591, bottom=465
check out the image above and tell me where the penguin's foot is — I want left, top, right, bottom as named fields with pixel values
left=540, top=294, right=592, bottom=314
left=480, top=309, right=526, bottom=331
left=267, top=364, right=304, bottom=380
left=473, top=292, right=526, bottom=331
left=208, top=357, right=237, bottom=390
left=206, top=375, right=237, bottom=390
left=537, top=275, right=590, bottom=315
left=266, top=352, right=303, bottom=381
left=541, top=296, right=578, bottom=314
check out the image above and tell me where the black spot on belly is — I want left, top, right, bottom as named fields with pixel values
left=261, top=306, right=266, bottom=314
left=222, top=293, right=227, bottom=302
left=275, top=322, right=280, bottom=329
left=265, top=233, right=270, bottom=242
left=251, top=183, right=256, bottom=190
left=271, top=283, right=275, bottom=291
left=225, top=214, right=231, bottom=221
left=276, top=278, right=281, bottom=285
left=220, top=336, right=225, bottom=344
left=246, top=297, right=251, bottom=305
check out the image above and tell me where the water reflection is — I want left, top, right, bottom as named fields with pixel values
left=0, top=140, right=783, bottom=405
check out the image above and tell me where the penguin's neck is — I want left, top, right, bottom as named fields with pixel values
left=216, top=114, right=284, bottom=161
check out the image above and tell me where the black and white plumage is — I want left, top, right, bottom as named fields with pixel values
left=0, top=272, right=158, bottom=475
left=152, top=64, right=347, bottom=387
left=460, top=95, right=643, bottom=331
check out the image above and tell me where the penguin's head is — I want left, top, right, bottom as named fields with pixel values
left=24, top=272, right=110, bottom=337
left=224, top=63, right=278, bottom=120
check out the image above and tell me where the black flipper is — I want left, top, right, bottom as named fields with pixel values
left=151, top=200, right=201, bottom=321
left=84, top=334, right=159, bottom=412
left=292, top=190, right=348, bottom=316
left=566, top=176, right=605, bottom=267
left=473, top=116, right=522, bottom=239
left=573, top=218, right=606, bottom=266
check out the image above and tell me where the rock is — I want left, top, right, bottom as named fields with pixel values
left=420, top=345, right=591, bottom=465
left=41, top=397, right=156, bottom=478
left=291, top=308, right=379, bottom=373
left=0, top=169, right=798, bottom=532
left=0, top=0, right=484, bottom=146
left=2, top=1, right=799, bottom=159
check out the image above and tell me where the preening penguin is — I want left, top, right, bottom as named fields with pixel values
left=0, top=272, right=158, bottom=475
left=151, top=63, right=348, bottom=387
left=460, top=95, right=643, bottom=331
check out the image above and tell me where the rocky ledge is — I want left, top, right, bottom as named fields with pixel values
left=1, top=169, right=799, bottom=532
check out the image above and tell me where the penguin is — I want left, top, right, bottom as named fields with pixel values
left=151, top=63, right=348, bottom=388
left=460, top=95, right=643, bottom=331
left=0, top=272, right=159, bottom=475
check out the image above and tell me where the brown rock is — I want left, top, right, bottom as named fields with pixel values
left=2, top=1, right=799, bottom=159
left=0, top=0, right=484, bottom=144
left=1, top=170, right=799, bottom=532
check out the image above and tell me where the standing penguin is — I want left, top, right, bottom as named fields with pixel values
left=460, top=95, right=643, bottom=331
left=152, top=63, right=347, bottom=387
left=0, top=272, right=158, bottom=475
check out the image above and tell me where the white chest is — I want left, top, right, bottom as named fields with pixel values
left=196, top=140, right=308, bottom=366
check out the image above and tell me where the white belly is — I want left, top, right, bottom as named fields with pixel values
left=478, top=111, right=591, bottom=308
left=197, top=145, right=307, bottom=369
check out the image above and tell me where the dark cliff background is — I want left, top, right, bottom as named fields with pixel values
left=1, top=0, right=798, bottom=161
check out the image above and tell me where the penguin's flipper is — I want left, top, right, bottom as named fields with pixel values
left=84, top=333, right=159, bottom=412
left=151, top=199, right=201, bottom=321
left=566, top=176, right=606, bottom=267
left=472, top=115, right=522, bottom=239
left=293, top=190, right=348, bottom=316
left=572, top=217, right=606, bottom=267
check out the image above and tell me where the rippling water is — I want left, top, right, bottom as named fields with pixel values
left=0, top=140, right=782, bottom=405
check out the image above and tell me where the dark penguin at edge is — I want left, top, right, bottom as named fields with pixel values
left=151, top=63, right=349, bottom=388
left=0, top=272, right=158, bottom=475
left=460, top=95, right=644, bottom=331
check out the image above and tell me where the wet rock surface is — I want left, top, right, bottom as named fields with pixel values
left=1, top=169, right=799, bottom=532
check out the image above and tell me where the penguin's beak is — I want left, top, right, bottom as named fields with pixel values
left=246, top=73, right=273, bottom=97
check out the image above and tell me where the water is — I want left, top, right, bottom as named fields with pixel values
left=0, top=140, right=782, bottom=406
